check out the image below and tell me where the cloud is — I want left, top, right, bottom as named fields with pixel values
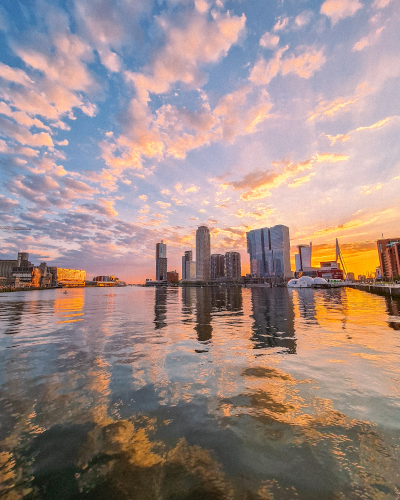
left=0, top=195, right=19, bottom=211
left=281, top=48, right=326, bottom=79
left=81, top=199, right=118, bottom=217
left=372, top=0, right=393, bottom=8
left=127, top=10, right=246, bottom=103
left=139, top=194, right=147, bottom=201
left=221, top=151, right=348, bottom=201
left=250, top=46, right=325, bottom=85
left=295, top=11, right=313, bottom=28
left=315, top=153, right=349, bottom=162
left=259, top=32, right=279, bottom=49
left=308, top=83, right=372, bottom=121
left=273, top=17, right=289, bottom=31
left=288, top=172, right=316, bottom=188
left=353, top=27, right=384, bottom=51
left=155, top=201, right=171, bottom=209
left=0, top=117, right=53, bottom=148
left=361, top=183, right=383, bottom=195
left=320, top=0, right=363, bottom=25
left=326, top=116, right=399, bottom=144
left=326, top=133, right=351, bottom=145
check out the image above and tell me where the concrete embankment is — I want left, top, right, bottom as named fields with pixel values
left=350, top=283, right=400, bottom=297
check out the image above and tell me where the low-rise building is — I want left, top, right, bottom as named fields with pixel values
left=56, top=268, right=86, bottom=287
left=167, top=270, right=179, bottom=283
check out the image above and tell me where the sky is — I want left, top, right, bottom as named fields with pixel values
left=0, top=0, right=399, bottom=282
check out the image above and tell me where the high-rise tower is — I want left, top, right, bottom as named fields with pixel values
left=156, top=240, right=167, bottom=280
left=225, top=252, right=241, bottom=280
left=182, top=250, right=192, bottom=280
left=210, top=254, right=225, bottom=279
left=196, top=226, right=210, bottom=281
left=246, top=225, right=291, bottom=278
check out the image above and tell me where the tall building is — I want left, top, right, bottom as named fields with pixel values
left=246, top=225, right=292, bottom=279
left=186, top=261, right=196, bottom=281
left=225, top=252, right=241, bottom=280
left=294, top=243, right=312, bottom=272
left=156, top=240, right=167, bottom=280
left=196, top=226, right=210, bottom=281
left=377, top=238, right=400, bottom=279
left=182, top=250, right=192, bottom=280
left=210, top=254, right=225, bottom=279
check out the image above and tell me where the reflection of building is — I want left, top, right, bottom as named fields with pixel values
left=210, top=254, right=225, bottom=279
left=182, top=251, right=192, bottom=280
left=156, top=241, right=167, bottom=281
left=154, top=287, right=168, bottom=329
left=196, top=226, right=210, bottom=281
left=246, top=225, right=292, bottom=279
left=377, top=238, right=400, bottom=279
left=250, top=287, right=296, bottom=353
left=167, top=270, right=179, bottom=283
left=195, top=287, right=212, bottom=342
left=224, top=252, right=241, bottom=280
left=384, top=296, right=400, bottom=331
left=295, top=243, right=312, bottom=272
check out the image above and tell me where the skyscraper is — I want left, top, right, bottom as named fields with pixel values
left=225, top=252, right=241, bottom=280
left=377, top=238, right=400, bottom=279
left=246, top=225, right=292, bottom=279
left=182, top=250, right=192, bottom=280
left=210, top=254, right=225, bottom=279
left=196, top=226, right=210, bottom=281
left=156, top=240, right=167, bottom=280
left=294, top=243, right=312, bottom=272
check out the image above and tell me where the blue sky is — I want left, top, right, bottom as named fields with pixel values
left=0, top=0, right=399, bottom=280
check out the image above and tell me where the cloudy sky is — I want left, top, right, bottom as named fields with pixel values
left=0, top=0, right=399, bottom=281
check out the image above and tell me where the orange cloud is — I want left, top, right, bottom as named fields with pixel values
left=320, top=0, right=363, bottom=25
left=308, top=83, right=372, bottom=121
left=288, top=172, right=316, bottom=188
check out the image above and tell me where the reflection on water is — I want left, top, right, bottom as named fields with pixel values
left=1, top=286, right=400, bottom=499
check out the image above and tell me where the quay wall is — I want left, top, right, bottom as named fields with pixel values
left=350, top=283, right=400, bottom=297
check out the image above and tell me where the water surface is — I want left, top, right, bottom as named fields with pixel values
left=0, top=286, right=399, bottom=499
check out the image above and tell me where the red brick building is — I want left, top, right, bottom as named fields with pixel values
left=377, top=238, right=400, bottom=279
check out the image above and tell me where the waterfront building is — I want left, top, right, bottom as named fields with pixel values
left=167, top=270, right=179, bottom=283
left=225, top=252, right=241, bottom=280
left=182, top=250, right=192, bottom=280
left=185, top=261, right=196, bottom=281
left=246, top=225, right=292, bottom=279
left=210, top=254, right=225, bottom=279
left=317, top=261, right=344, bottom=280
left=156, top=240, right=167, bottom=281
left=196, top=226, right=210, bottom=281
left=55, top=268, right=86, bottom=286
left=294, top=243, right=312, bottom=272
left=0, top=252, right=31, bottom=282
left=377, top=238, right=400, bottom=279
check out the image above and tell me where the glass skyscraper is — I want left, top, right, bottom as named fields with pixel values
left=246, top=225, right=291, bottom=278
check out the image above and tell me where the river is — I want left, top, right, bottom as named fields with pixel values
left=0, top=286, right=399, bottom=499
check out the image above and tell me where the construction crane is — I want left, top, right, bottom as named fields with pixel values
left=0, top=226, right=31, bottom=231
left=335, top=238, right=348, bottom=278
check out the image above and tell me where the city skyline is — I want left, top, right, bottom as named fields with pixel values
left=0, top=0, right=399, bottom=282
